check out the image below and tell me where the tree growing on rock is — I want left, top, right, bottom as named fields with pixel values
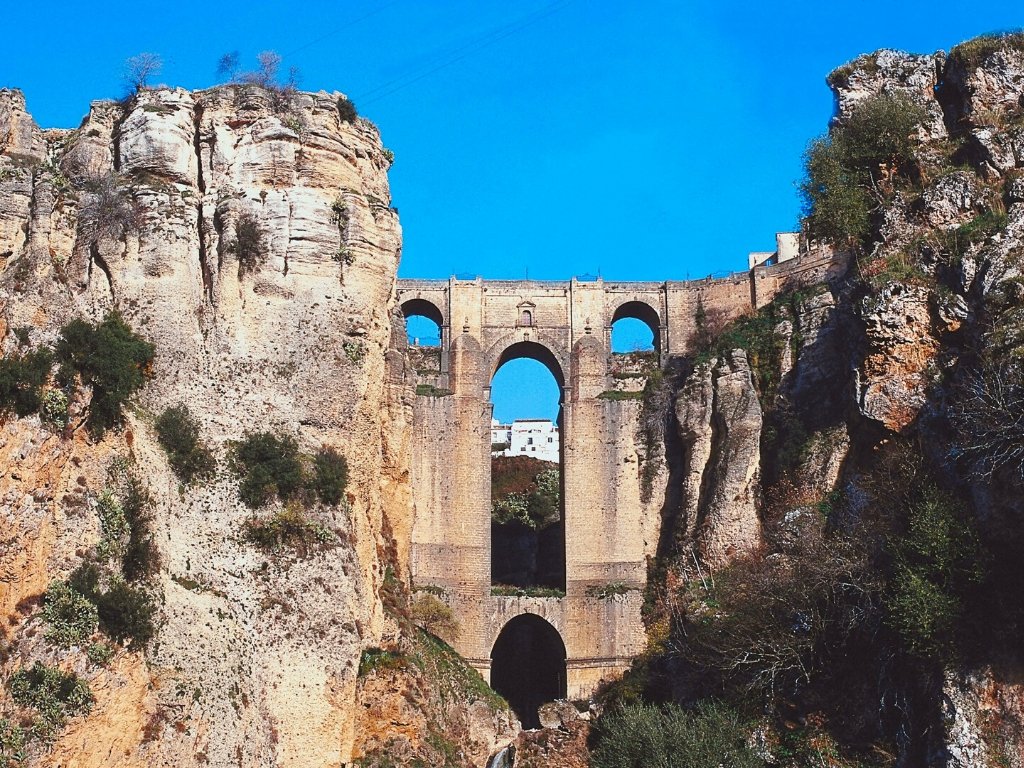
left=123, top=53, right=162, bottom=95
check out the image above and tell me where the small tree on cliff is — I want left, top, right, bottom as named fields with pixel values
left=123, top=53, right=162, bottom=95
left=800, top=93, right=926, bottom=247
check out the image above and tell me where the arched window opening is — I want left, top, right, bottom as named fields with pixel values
left=520, top=309, right=533, bottom=327
left=490, top=615, right=567, bottom=729
left=400, top=299, right=443, bottom=348
left=489, top=344, right=565, bottom=593
left=610, top=301, right=660, bottom=354
left=609, top=302, right=661, bottom=382
left=610, top=317, right=654, bottom=353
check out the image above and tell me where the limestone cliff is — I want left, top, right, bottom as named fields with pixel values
left=0, top=85, right=505, bottom=768
left=624, top=35, right=1024, bottom=768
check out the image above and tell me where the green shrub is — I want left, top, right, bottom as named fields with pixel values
left=337, top=97, right=358, bottom=123
left=230, top=213, right=266, bottom=275
left=801, top=93, right=927, bottom=246
left=86, top=642, right=114, bottom=666
left=243, top=503, right=334, bottom=553
left=949, top=31, right=1024, bottom=69
left=0, top=348, right=53, bottom=419
left=9, top=662, right=93, bottom=737
left=119, top=474, right=159, bottom=582
left=590, top=701, right=762, bottom=768
left=357, top=647, right=406, bottom=677
left=40, top=388, right=69, bottom=428
left=883, top=486, right=985, bottom=659
left=95, top=579, right=157, bottom=647
left=0, top=718, right=27, bottom=766
left=311, top=447, right=348, bottom=506
left=411, top=592, right=459, bottom=640
left=232, top=432, right=305, bottom=507
left=55, top=313, right=154, bottom=436
left=66, top=562, right=157, bottom=648
left=155, top=404, right=216, bottom=485
left=42, top=581, right=98, bottom=647
left=95, top=490, right=128, bottom=562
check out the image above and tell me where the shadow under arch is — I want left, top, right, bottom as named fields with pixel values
left=611, top=299, right=662, bottom=353
left=490, top=614, right=567, bottom=729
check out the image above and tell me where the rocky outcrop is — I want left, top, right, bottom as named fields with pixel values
left=857, top=283, right=939, bottom=432
left=0, top=84, right=431, bottom=767
left=676, top=350, right=763, bottom=567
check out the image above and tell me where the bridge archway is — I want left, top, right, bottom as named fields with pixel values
left=490, top=614, right=567, bottom=729
left=488, top=339, right=566, bottom=592
left=400, top=298, right=445, bottom=347
left=610, top=300, right=662, bottom=354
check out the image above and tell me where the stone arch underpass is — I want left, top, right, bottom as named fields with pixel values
left=396, top=253, right=845, bottom=722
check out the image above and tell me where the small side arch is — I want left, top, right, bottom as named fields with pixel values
left=609, top=299, right=662, bottom=354
left=400, top=297, right=446, bottom=328
left=490, top=613, right=567, bottom=728
left=401, top=297, right=446, bottom=349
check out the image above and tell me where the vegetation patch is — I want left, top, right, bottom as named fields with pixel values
left=68, top=562, right=158, bottom=648
left=0, top=348, right=53, bottom=420
left=155, top=404, right=216, bottom=485
left=55, top=313, right=154, bottom=437
left=357, top=647, right=406, bottom=677
left=597, top=389, right=644, bottom=400
left=231, top=432, right=350, bottom=512
left=8, top=662, right=93, bottom=739
left=801, top=93, right=927, bottom=247
left=590, top=701, right=760, bottom=768
left=586, top=582, right=639, bottom=599
left=490, top=456, right=559, bottom=529
left=949, top=31, right=1024, bottom=69
left=231, top=432, right=305, bottom=507
left=229, top=212, right=267, bottom=276
left=243, top=503, right=335, bottom=555
left=42, top=581, right=98, bottom=648
left=415, top=384, right=453, bottom=397
left=490, top=585, right=564, bottom=598
left=311, top=447, right=348, bottom=506
left=410, top=592, right=459, bottom=641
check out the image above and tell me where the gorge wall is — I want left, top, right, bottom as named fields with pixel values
left=0, top=85, right=512, bottom=767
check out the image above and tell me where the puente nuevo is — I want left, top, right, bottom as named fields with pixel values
left=397, top=235, right=845, bottom=720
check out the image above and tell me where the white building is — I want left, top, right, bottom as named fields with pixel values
left=490, top=419, right=559, bottom=463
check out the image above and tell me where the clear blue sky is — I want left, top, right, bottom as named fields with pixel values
left=5, top=1, right=1021, bottom=421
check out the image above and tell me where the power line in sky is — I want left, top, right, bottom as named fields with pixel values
left=356, top=0, right=573, bottom=106
left=284, top=0, right=406, bottom=58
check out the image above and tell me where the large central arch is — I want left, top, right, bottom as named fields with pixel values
left=490, top=614, right=567, bottom=729
left=488, top=339, right=566, bottom=592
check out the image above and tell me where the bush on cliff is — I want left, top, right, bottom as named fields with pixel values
left=311, top=446, right=348, bottom=506
left=156, top=404, right=216, bottom=485
left=590, top=701, right=761, bottom=768
left=56, top=313, right=154, bottom=436
left=231, top=432, right=305, bottom=507
left=0, top=347, right=53, bottom=419
left=67, top=562, right=158, bottom=648
left=229, top=212, right=267, bottom=275
left=801, top=93, right=926, bottom=246
left=9, top=662, right=93, bottom=738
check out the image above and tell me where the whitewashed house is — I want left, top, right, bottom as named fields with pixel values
left=490, top=418, right=559, bottom=463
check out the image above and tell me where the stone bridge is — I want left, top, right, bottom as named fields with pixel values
left=397, top=238, right=843, bottom=723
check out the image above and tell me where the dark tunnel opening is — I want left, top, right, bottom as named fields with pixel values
left=490, top=614, right=567, bottom=729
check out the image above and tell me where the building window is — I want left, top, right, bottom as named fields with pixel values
left=547, top=437, right=553, bottom=443
left=527, top=437, right=533, bottom=445
left=520, top=309, right=532, bottom=327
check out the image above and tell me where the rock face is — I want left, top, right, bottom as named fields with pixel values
left=675, top=350, right=763, bottom=567
left=0, top=84, right=449, bottom=767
